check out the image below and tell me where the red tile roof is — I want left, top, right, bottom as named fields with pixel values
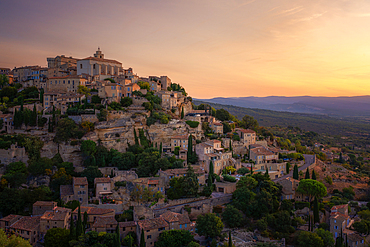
left=94, top=177, right=111, bottom=184
left=331, top=204, right=348, bottom=210
left=0, top=214, right=22, bottom=222
left=73, top=206, right=115, bottom=215
left=73, top=177, right=88, bottom=186
left=160, top=211, right=190, bottom=225
left=119, top=221, right=137, bottom=228
left=237, top=128, right=256, bottom=134
left=49, top=75, right=84, bottom=79
left=138, top=217, right=169, bottom=231
left=33, top=201, right=56, bottom=207
left=171, top=135, right=188, bottom=140
left=92, top=216, right=117, bottom=228
left=41, top=207, right=71, bottom=221
left=10, top=216, right=41, bottom=231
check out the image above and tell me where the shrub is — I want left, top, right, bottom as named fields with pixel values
left=185, top=121, right=200, bottom=128
left=223, top=174, right=236, bottom=182
left=324, top=175, right=333, bottom=185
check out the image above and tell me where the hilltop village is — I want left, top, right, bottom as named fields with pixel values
left=0, top=49, right=369, bottom=247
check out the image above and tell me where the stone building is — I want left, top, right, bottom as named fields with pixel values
left=236, top=128, right=256, bottom=147
left=119, top=221, right=137, bottom=238
left=12, top=65, right=40, bottom=83
left=276, top=177, right=299, bottom=200
left=160, top=211, right=193, bottom=231
left=39, top=207, right=71, bottom=237
left=170, top=134, right=189, bottom=152
left=329, top=204, right=353, bottom=239
left=91, top=216, right=117, bottom=233
left=158, top=167, right=206, bottom=187
left=43, top=91, right=85, bottom=114
left=72, top=207, right=115, bottom=229
left=0, top=143, right=27, bottom=165
left=137, top=217, right=169, bottom=247
left=47, top=75, right=87, bottom=93
left=77, top=48, right=123, bottom=81
left=32, top=201, right=57, bottom=216
left=94, top=177, right=113, bottom=198
left=60, top=177, right=88, bottom=205
left=8, top=216, right=41, bottom=245
left=249, top=145, right=279, bottom=164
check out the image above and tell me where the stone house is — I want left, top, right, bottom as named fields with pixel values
left=47, top=75, right=87, bottom=93
left=94, top=177, right=113, bottom=198
left=210, top=122, right=223, bottom=134
left=8, top=216, right=41, bottom=245
left=160, top=211, right=193, bottom=232
left=132, top=177, right=166, bottom=194
left=98, top=82, right=124, bottom=103
left=137, top=217, right=169, bottom=247
left=39, top=207, right=71, bottom=237
left=236, top=128, right=256, bottom=147
left=0, top=143, right=26, bottom=165
left=32, top=201, right=57, bottom=216
left=43, top=91, right=85, bottom=114
left=123, top=83, right=140, bottom=97
left=60, top=177, right=88, bottom=205
left=0, top=214, right=23, bottom=230
left=276, top=177, right=299, bottom=200
left=347, top=233, right=367, bottom=247
left=249, top=145, right=279, bottom=164
left=91, top=216, right=117, bottom=233
left=254, top=162, right=286, bottom=180
left=329, top=204, right=353, bottom=239
left=119, top=221, right=137, bottom=238
left=170, top=134, right=189, bottom=152
left=215, top=181, right=237, bottom=194
left=72, top=207, right=115, bottom=229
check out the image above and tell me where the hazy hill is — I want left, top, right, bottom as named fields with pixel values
left=195, top=96, right=370, bottom=117
left=193, top=100, right=370, bottom=137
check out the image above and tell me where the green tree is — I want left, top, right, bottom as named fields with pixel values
left=313, top=197, right=319, bottom=223
left=286, top=163, right=290, bottom=174
left=215, top=109, right=231, bottom=121
left=54, top=118, right=84, bottom=144
left=296, top=179, right=327, bottom=202
left=76, top=206, right=83, bottom=239
left=229, top=231, right=232, bottom=247
left=155, top=229, right=195, bottom=247
left=121, top=96, right=133, bottom=107
left=80, top=140, right=97, bottom=157
left=44, top=228, right=70, bottom=247
left=0, top=229, right=32, bottom=247
left=305, top=168, right=310, bottom=179
left=208, top=161, right=214, bottom=188
left=353, top=221, right=368, bottom=235
left=293, top=164, right=299, bottom=180
left=181, top=107, right=184, bottom=119
left=240, top=115, right=259, bottom=130
left=221, top=205, right=244, bottom=228
left=134, top=128, right=139, bottom=145
left=315, top=228, right=335, bottom=247
left=187, top=134, right=193, bottom=163
left=182, top=165, right=199, bottom=197
left=196, top=213, right=224, bottom=238
left=40, top=88, right=44, bottom=103
left=77, top=85, right=91, bottom=96
left=80, top=166, right=103, bottom=188
left=312, top=169, right=317, bottom=180
left=140, top=230, right=146, bottom=247
left=69, top=214, right=76, bottom=240
left=83, top=212, right=88, bottom=232
left=296, top=231, right=324, bottom=247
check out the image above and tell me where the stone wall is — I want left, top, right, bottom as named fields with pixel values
left=0, top=144, right=27, bottom=165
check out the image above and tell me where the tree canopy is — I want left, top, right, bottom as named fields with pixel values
left=296, top=179, right=327, bottom=201
left=195, top=213, right=224, bottom=238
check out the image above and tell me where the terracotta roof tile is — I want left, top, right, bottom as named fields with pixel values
left=33, top=201, right=56, bottom=207
left=138, top=217, right=169, bottom=231
left=41, top=207, right=71, bottom=221
left=0, top=214, right=22, bottom=222
left=119, top=221, right=137, bottom=228
left=10, top=216, right=41, bottom=231
left=73, top=177, right=88, bottom=186
left=160, top=211, right=190, bottom=225
left=237, top=128, right=256, bottom=134
left=92, top=216, right=117, bottom=228
left=94, top=177, right=111, bottom=184
left=73, top=206, right=115, bottom=215
left=81, top=56, right=122, bottom=65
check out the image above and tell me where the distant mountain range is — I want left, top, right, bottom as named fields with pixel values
left=194, top=96, right=370, bottom=117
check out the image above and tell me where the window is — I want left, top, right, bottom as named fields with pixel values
left=180, top=224, right=182, bottom=229
left=80, top=64, right=82, bottom=69
left=128, top=87, right=130, bottom=91
left=93, top=64, right=96, bottom=69
left=80, top=185, right=85, bottom=188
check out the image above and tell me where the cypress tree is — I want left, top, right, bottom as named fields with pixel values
left=308, top=215, right=311, bottom=232
left=265, top=166, right=269, bottom=178
left=208, top=161, right=214, bottom=187
left=305, top=168, right=310, bottom=179
left=115, top=224, right=120, bottom=247
left=31, top=104, right=37, bottom=126
left=69, top=216, right=76, bottom=240
left=286, top=163, right=290, bottom=174
left=76, top=206, right=83, bottom=239
left=293, top=164, right=299, bottom=180
left=13, top=108, right=21, bottom=128
left=52, top=106, right=56, bottom=126
left=82, top=212, right=88, bottom=233
left=20, top=97, right=24, bottom=111
left=187, top=134, right=193, bottom=163
left=40, top=88, right=44, bottom=103
left=23, top=109, right=30, bottom=127
left=134, top=129, right=139, bottom=146
left=229, top=231, right=232, bottom=247
left=181, top=107, right=184, bottom=119
left=312, top=170, right=317, bottom=180
left=250, top=165, right=253, bottom=175
left=313, top=197, right=319, bottom=223
left=140, top=230, right=146, bottom=247
left=229, top=139, right=232, bottom=152
left=159, top=142, right=162, bottom=155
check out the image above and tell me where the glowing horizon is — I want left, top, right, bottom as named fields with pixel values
left=1, top=0, right=370, bottom=98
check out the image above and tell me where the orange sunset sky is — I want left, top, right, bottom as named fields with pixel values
left=1, top=0, right=370, bottom=98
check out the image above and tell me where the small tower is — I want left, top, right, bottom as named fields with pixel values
left=94, top=47, right=104, bottom=59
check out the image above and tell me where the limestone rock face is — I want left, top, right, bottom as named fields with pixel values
left=40, top=141, right=83, bottom=166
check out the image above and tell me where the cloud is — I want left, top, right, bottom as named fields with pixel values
left=277, top=6, right=304, bottom=16
left=293, top=12, right=327, bottom=22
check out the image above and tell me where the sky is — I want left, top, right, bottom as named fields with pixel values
left=1, top=0, right=370, bottom=98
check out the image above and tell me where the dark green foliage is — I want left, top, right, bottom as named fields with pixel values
left=237, top=167, right=249, bottom=175
left=69, top=231, right=117, bottom=247
left=167, top=165, right=199, bottom=199
left=54, top=118, right=85, bottom=143
left=280, top=199, right=293, bottom=212
left=312, top=169, right=317, bottom=180
left=76, top=206, right=83, bottom=239
left=168, top=83, right=187, bottom=96
left=69, top=216, right=76, bottom=240
left=83, top=212, right=88, bottom=232
left=215, top=109, right=231, bottom=121
left=44, top=228, right=70, bottom=247
left=315, top=228, right=335, bottom=247
left=229, top=231, right=232, bottom=247
left=134, top=128, right=139, bottom=145
left=313, top=197, right=319, bottom=223
left=293, top=164, right=299, bottom=180
left=296, top=231, right=324, bottom=247
left=353, top=221, right=368, bottom=234
left=2, top=161, right=28, bottom=188
left=305, top=168, right=310, bottom=179
left=79, top=166, right=103, bottom=188
left=185, top=121, right=199, bottom=128
left=91, top=95, right=102, bottom=104
left=181, top=107, right=184, bottom=119
left=223, top=174, right=236, bottom=182
left=286, top=163, right=290, bottom=174
left=155, top=230, right=194, bottom=247
left=195, top=213, right=224, bottom=238
left=208, top=161, right=214, bottom=187
left=140, top=230, right=146, bottom=247
left=221, top=205, right=244, bottom=228
left=28, top=157, right=53, bottom=175
left=223, top=122, right=232, bottom=133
